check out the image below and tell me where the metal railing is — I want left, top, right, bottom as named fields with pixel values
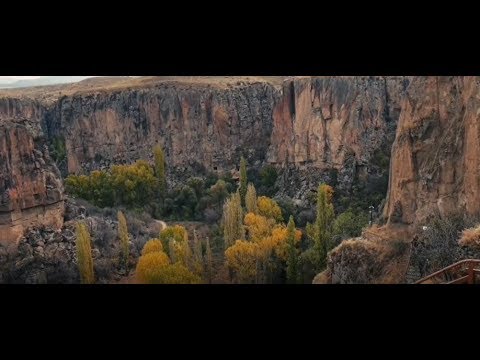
left=415, top=259, right=480, bottom=284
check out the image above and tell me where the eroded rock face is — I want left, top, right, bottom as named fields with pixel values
left=39, top=77, right=406, bottom=201
left=383, top=76, right=480, bottom=227
left=0, top=106, right=64, bottom=247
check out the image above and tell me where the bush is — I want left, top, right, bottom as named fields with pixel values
left=409, top=215, right=480, bottom=278
left=459, top=225, right=480, bottom=249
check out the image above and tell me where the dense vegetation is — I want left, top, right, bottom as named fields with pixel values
left=67, top=148, right=371, bottom=284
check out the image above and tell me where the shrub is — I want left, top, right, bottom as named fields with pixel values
left=459, top=225, right=480, bottom=249
left=409, top=215, right=480, bottom=278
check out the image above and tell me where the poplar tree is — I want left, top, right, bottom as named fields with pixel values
left=76, top=222, right=95, bottom=284
left=222, top=191, right=245, bottom=248
left=245, top=183, right=258, bottom=214
left=239, top=156, right=247, bottom=206
left=314, top=184, right=335, bottom=270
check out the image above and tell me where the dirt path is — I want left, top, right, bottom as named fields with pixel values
left=155, top=220, right=167, bottom=232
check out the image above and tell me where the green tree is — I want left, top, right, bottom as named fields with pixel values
left=222, top=191, right=245, bottom=248
left=75, top=222, right=95, bottom=284
left=153, top=145, right=167, bottom=201
left=286, top=216, right=299, bottom=284
left=205, top=237, right=213, bottom=284
left=245, top=183, right=258, bottom=214
left=239, top=156, right=247, bottom=206
left=333, top=210, right=368, bottom=240
left=313, top=184, right=335, bottom=270
left=117, top=211, right=130, bottom=272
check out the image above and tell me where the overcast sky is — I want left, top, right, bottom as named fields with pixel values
left=0, top=76, right=41, bottom=84
left=0, top=76, right=95, bottom=85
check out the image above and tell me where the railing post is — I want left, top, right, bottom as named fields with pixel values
left=468, top=262, right=475, bottom=284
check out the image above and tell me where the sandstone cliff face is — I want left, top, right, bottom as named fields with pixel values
left=42, top=83, right=278, bottom=178
left=0, top=113, right=64, bottom=247
left=269, top=76, right=406, bottom=198
left=40, top=77, right=405, bottom=202
left=383, top=76, right=480, bottom=227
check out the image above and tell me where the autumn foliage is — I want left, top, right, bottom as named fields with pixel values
left=135, top=251, right=171, bottom=283
left=75, top=222, right=95, bottom=284
left=135, top=237, right=201, bottom=284
left=141, top=239, right=164, bottom=255
left=224, top=199, right=301, bottom=283
left=257, top=196, right=283, bottom=222
left=66, top=160, right=157, bottom=207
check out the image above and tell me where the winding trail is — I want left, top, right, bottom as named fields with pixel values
left=155, top=220, right=167, bottom=232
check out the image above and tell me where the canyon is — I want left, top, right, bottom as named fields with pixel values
left=1, top=76, right=479, bottom=283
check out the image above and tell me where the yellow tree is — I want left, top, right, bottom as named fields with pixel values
left=117, top=211, right=130, bottom=272
left=245, top=183, right=258, bottom=214
left=135, top=251, right=170, bottom=283
left=159, top=225, right=190, bottom=265
left=141, top=239, right=164, bottom=255
left=244, top=212, right=274, bottom=242
left=225, top=240, right=259, bottom=283
left=222, top=192, right=245, bottom=248
left=75, top=222, right=95, bottom=284
left=257, top=196, right=283, bottom=222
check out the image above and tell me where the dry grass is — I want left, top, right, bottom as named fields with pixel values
left=0, top=76, right=289, bottom=104
left=459, top=225, right=480, bottom=249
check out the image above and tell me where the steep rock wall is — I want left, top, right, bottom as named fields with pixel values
left=383, top=76, right=480, bottom=227
left=0, top=100, right=64, bottom=246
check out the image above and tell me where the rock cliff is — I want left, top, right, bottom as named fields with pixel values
left=383, top=76, right=480, bottom=227
left=0, top=99, right=64, bottom=248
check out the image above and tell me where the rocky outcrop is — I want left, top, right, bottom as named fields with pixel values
left=0, top=198, right=161, bottom=284
left=0, top=105, right=64, bottom=247
left=383, top=76, right=480, bottom=227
